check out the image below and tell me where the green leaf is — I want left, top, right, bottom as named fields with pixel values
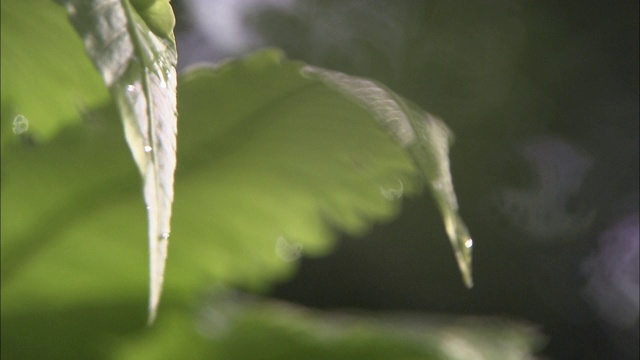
left=113, top=295, right=543, bottom=360
left=1, top=294, right=544, bottom=360
left=1, top=104, right=146, bottom=314
left=198, top=296, right=543, bottom=360
left=1, top=49, right=471, bottom=322
left=0, top=0, right=109, bottom=149
left=302, top=66, right=473, bottom=286
left=61, top=0, right=178, bottom=322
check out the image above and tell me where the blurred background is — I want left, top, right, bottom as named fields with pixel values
left=171, top=0, right=638, bottom=359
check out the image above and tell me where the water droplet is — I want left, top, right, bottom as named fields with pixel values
left=380, top=179, right=404, bottom=200
left=126, top=84, right=135, bottom=92
left=159, top=78, right=167, bottom=89
left=160, top=232, right=170, bottom=241
left=144, top=145, right=153, bottom=153
left=275, top=236, right=303, bottom=262
left=12, top=115, right=28, bottom=135
left=65, top=3, right=76, bottom=16
left=465, top=239, right=473, bottom=249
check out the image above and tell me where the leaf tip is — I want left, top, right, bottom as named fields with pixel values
left=443, top=211, right=474, bottom=288
left=456, top=241, right=474, bottom=289
left=147, top=231, right=170, bottom=325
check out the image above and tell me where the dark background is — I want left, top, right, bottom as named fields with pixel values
left=175, top=1, right=639, bottom=359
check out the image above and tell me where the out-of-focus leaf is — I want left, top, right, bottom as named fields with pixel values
left=0, top=0, right=109, bottom=149
left=1, top=104, right=147, bottom=313
left=1, top=292, right=544, bottom=360
left=61, top=0, right=178, bottom=322
left=1, top=49, right=470, bottom=321
left=115, top=293, right=544, bottom=360
left=1, top=300, right=148, bottom=360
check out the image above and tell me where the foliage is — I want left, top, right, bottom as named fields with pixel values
left=1, top=0, right=543, bottom=358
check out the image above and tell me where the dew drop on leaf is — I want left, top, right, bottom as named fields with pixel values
left=12, top=115, right=28, bottom=135
left=275, top=236, right=303, bottom=262
left=380, top=179, right=404, bottom=200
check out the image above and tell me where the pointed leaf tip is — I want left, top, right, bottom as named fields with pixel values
left=444, top=211, right=474, bottom=288
left=148, top=231, right=170, bottom=325
left=412, top=114, right=474, bottom=288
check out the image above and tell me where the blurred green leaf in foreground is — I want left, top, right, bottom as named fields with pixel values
left=2, top=290, right=544, bottom=359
